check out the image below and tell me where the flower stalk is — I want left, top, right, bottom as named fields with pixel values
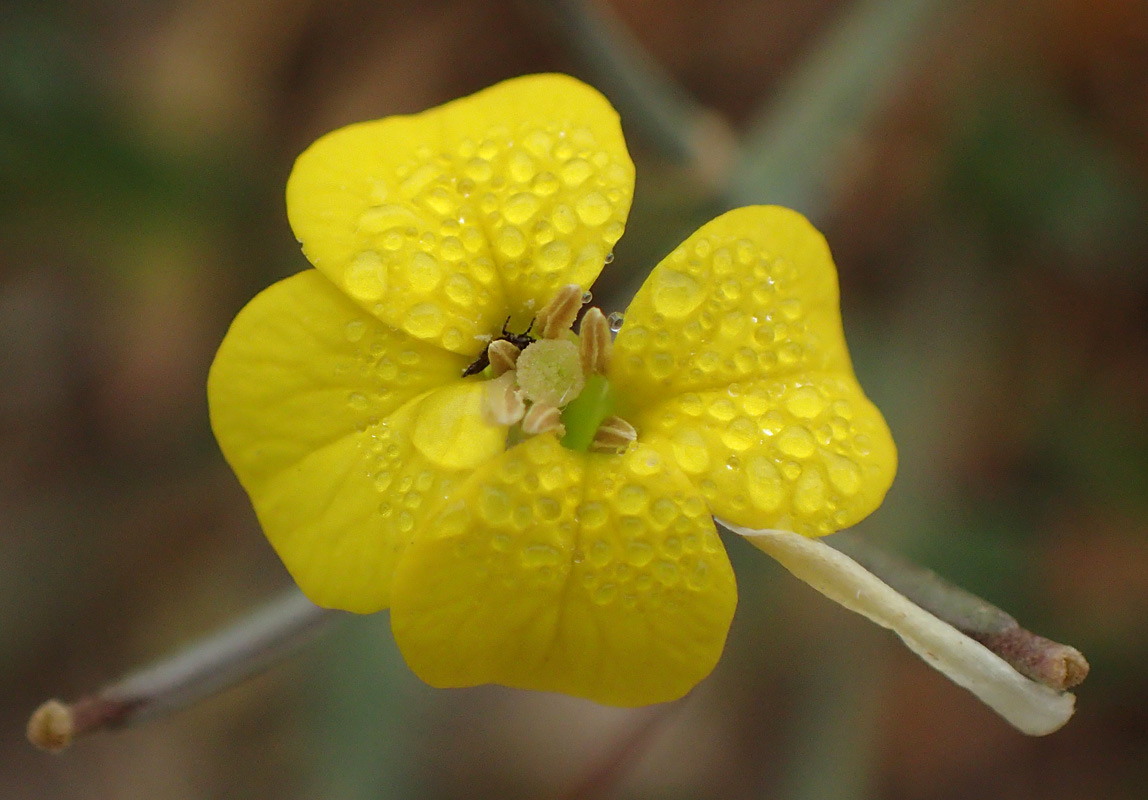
left=28, top=589, right=337, bottom=752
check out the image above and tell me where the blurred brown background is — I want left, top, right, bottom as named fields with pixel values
left=3, top=0, right=1147, bottom=797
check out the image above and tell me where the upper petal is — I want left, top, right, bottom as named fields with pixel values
left=207, top=271, right=506, bottom=611
left=611, top=206, right=852, bottom=397
left=389, top=436, right=737, bottom=706
left=287, top=74, right=635, bottom=353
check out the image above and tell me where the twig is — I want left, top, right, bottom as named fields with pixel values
left=828, top=531, right=1088, bottom=691
left=27, top=588, right=340, bottom=752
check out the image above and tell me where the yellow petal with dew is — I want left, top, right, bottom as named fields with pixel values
left=287, top=74, right=634, bottom=352
left=635, top=372, right=896, bottom=536
left=611, top=206, right=895, bottom=535
left=208, top=271, right=506, bottom=611
left=612, top=206, right=852, bottom=397
left=390, top=436, right=737, bottom=706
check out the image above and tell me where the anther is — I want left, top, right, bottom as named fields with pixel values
left=487, top=339, right=521, bottom=377
left=535, top=284, right=584, bottom=339
left=482, top=371, right=525, bottom=426
left=579, top=307, right=612, bottom=375
left=522, top=402, right=565, bottom=437
left=589, top=416, right=637, bottom=453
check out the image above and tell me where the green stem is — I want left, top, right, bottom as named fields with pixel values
left=560, top=374, right=614, bottom=451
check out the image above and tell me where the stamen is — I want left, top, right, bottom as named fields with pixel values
left=579, top=307, right=612, bottom=375
left=487, top=339, right=521, bottom=377
left=482, top=371, right=525, bottom=426
left=589, top=415, right=637, bottom=453
left=522, top=402, right=565, bottom=437
left=535, top=284, right=584, bottom=339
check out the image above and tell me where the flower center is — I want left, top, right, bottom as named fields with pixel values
left=479, top=284, right=636, bottom=454
left=516, top=339, right=584, bottom=407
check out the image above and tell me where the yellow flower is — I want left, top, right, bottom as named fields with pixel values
left=208, top=74, right=897, bottom=707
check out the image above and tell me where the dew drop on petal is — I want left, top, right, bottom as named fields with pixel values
left=650, top=270, right=703, bottom=320
left=575, top=192, right=612, bottom=226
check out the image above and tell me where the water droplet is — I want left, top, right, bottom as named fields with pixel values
left=522, top=543, right=561, bottom=568
left=578, top=502, right=608, bottom=530
left=625, top=540, right=654, bottom=567
left=348, top=392, right=369, bottom=410
left=593, top=583, right=618, bottom=605
left=826, top=453, right=862, bottom=496
left=581, top=290, right=593, bottom=304
left=746, top=456, right=783, bottom=511
left=671, top=428, right=710, bottom=474
left=344, top=320, right=366, bottom=342
left=653, top=560, right=679, bottom=586
left=406, top=252, right=441, bottom=292
left=607, top=311, right=624, bottom=332
left=373, top=470, right=393, bottom=492
left=777, top=426, right=816, bottom=459
left=686, top=559, right=710, bottom=590
left=575, top=192, right=612, bottom=226
left=794, top=467, right=827, bottom=515
left=503, top=192, right=540, bottom=225
left=616, top=484, right=648, bottom=515
left=496, top=225, right=527, bottom=258
left=650, top=269, right=703, bottom=320
left=588, top=538, right=612, bottom=567
left=535, top=496, right=562, bottom=521
left=538, top=240, right=572, bottom=272
left=551, top=204, right=577, bottom=234
left=465, top=157, right=493, bottom=182
left=404, top=302, right=445, bottom=338
left=480, top=486, right=511, bottom=524
left=604, top=251, right=615, bottom=265
left=508, top=151, right=536, bottom=183
left=532, top=171, right=559, bottom=196
left=786, top=386, right=826, bottom=419
left=344, top=251, right=388, bottom=301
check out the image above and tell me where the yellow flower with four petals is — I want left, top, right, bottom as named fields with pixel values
left=208, top=74, right=896, bottom=706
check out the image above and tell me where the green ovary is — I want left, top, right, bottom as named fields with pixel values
left=560, top=374, right=615, bottom=452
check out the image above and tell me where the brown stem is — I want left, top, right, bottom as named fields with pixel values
left=828, top=531, right=1088, bottom=691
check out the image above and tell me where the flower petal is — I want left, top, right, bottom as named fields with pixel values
left=729, top=526, right=1076, bottom=736
left=612, top=205, right=852, bottom=396
left=207, top=270, right=506, bottom=611
left=611, top=206, right=895, bottom=535
left=390, top=436, right=737, bottom=706
left=634, top=372, right=896, bottom=535
left=287, top=74, right=634, bottom=353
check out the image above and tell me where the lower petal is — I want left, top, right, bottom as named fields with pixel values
left=389, top=437, right=737, bottom=706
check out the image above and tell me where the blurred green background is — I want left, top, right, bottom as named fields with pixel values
left=3, top=0, right=1147, bottom=797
